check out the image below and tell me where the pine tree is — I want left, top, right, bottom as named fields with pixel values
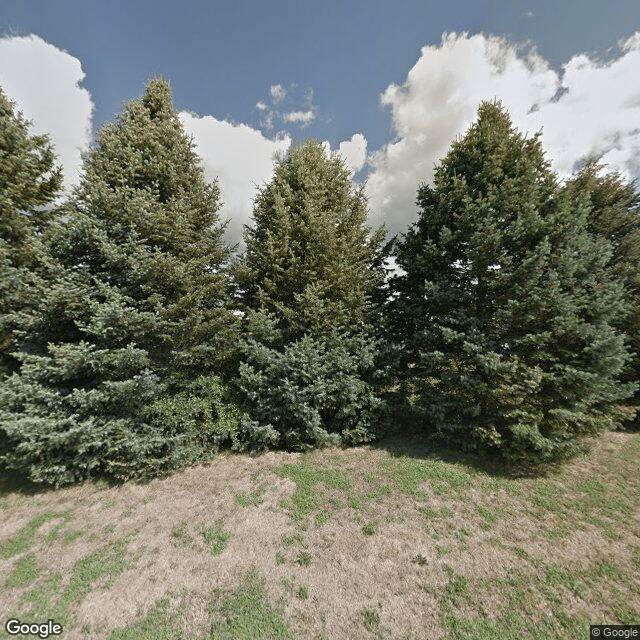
left=0, top=87, right=62, bottom=376
left=391, top=101, right=635, bottom=463
left=237, top=140, right=387, bottom=450
left=241, top=139, right=386, bottom=336
left=0, top=78, right=241, bottom=485
left=561, top=161, right=640, bottom=427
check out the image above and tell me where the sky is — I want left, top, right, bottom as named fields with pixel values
left=1, top=0, right=639, bottom=243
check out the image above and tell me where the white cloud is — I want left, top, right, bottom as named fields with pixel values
left=269, top=83, right=286, bottom=103
left=282, top=109, right=315, bottom=125
left=366, top=31, right=640, bottom=237
left=180, top=111, right=291, bottom=245
left=321, top=134, right=368, bottom=175
left=338, top=134, right=368, bottom=173
left=257, top=83, right=317, bottom=131
left=0, top=34, right=93, bottom=190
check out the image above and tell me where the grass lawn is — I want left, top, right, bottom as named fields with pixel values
left=1, top=429, right=639, bottom=639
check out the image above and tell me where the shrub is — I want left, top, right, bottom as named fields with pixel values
left=236, top=311, right=386, bottom=452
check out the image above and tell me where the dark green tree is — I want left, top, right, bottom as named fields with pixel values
left=241, top=139, right=386, bottom=336
left=562, top=161, right=640, bottom=427
left=391, top=101, right=635, bottom=463
left=0, top=87, right=62, bottom=376
left=0, top=78, right=241, bottom=485
left=237, top=140, right=387, bottom=450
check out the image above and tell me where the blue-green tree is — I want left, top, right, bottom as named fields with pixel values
left=237, top=140, right=387, bottom=450
left=391, top=101, right=635, bottom=463
left=0, top=87, right=62, bottom=378
left=0, top=79, right=241, bottom=485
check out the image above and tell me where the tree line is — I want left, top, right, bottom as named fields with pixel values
left=1, top=78, right=638, bottom=486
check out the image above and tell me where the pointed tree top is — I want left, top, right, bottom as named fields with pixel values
left=142, top=77, right=174, bottom=119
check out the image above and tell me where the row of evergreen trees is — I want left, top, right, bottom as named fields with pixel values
left=1, top=79, right=638, bottom=486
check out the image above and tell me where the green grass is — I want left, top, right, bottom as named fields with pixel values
left=19, top=572, right=63, bottom=618
left=348, top=483, right=392, bottom=510
left=234, top=484, right=268, bottom=508
left=1, top=511, right=73, bottom=559
left=1, top=430, right=638, bottom=639
left=475, top=504, right=502, bottom=528
left=5, top=553, right=39, bottom=589
left=363, top=607, right=381, bottom=633
left=18, top=536, right=131, bottom=625
left=387, top=456, right=473, bottom=501
left=171, top=522, right=195, bottom=547
left=314, top=509, right=331, bottom=527
left=273, top=461, right=351, bottom=527
left=201, top=522, right=230, bottom=556
left=58, top=537, right=130, bottom=622
left=282, top=533, right=305, bottom=548
left=110, top=595, right=185, bottom=640
left=434, top=554, right=638, bottom=640
left=208, top=569, right=295, bottom=640
left=412, top=554, right=428, bottom=566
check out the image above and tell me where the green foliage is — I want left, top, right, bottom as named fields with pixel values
left=0, top=78, right=239, bottom=485
left=562, top=161, right=640, bottom=428
left=0, top=87, right=62, bottom=376
left=147, top=375, right=248, bottom=461
left=240, top=139, right=386, bottom=338
left=391, top=101, right=635, bottom=463
left=237, top=311, right=386, bottom=451
left=236, top=140, right=388, bottom=452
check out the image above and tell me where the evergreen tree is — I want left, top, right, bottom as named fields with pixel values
left=0, top=78, right=241, bottom=485
left=241, top=139, right=386, bottom=337
left=391, top=101, right=635, bottom=463
left=0, top=87, right=62, bottom=376
left=237, top=140, right=387, bottom=450
left=562, top=161, right=640, bottom=427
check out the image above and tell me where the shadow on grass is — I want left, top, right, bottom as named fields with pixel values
left=370, top=405, right=563, bottom=481
left=0, top=468, right=48, bottom=498
left=0, top=466, right=129, bottom=497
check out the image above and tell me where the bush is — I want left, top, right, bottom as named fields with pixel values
left=0, top=345, right=247, bottom=486
left=146, top=375, right=249, bottom=461
left=236, top=311, right=386, bottom=452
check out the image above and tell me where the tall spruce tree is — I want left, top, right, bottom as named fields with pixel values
left=0, top=78, right=240, bottom=485
left=391, top=101, right=635, bottom=463
left=561, top=161, right=640, bottom=427
left=237, top=140, right=387, bottom=450
left=0, top=87, right=62, bottom=377
left=242, top=139, right=386, bottom=337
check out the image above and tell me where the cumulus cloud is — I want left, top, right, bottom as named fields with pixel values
left=257, top=83, right=317, bottom=131
left=320, top=133, right=368, bottom=175
left=0, top=34, right=93, bottom=190
left=282, top=109, right=315, bottom=125
left=338, top=134, right=368, bottom=174
left=269, top=84, right=286, bottom=103
left=180, top=111, right=290, bottom=245
left=366, top=31, right=640, bottom=237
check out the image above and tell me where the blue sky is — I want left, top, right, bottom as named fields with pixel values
left=1, top=0, right=639, bottom=241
